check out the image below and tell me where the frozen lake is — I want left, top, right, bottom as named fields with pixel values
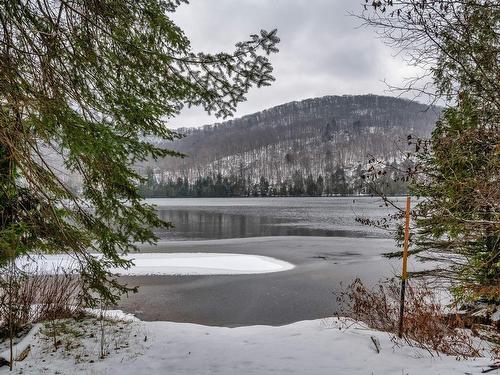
left=149, top=196, right=399, bottom=240
left=118, top=197, right=415, bottom=326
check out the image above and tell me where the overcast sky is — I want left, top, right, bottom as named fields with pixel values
left=170, top=0, right=418, bottom=128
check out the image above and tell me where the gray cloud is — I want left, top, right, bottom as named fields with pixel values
left=169, top=0, right=418, bottom=128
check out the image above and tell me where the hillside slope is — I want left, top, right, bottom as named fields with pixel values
left=140, top=94, right=440, bottom=196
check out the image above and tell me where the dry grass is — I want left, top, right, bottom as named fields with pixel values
left=335, top=278, right=483, bottom=359
left=0, top=269, right=83, bottom=338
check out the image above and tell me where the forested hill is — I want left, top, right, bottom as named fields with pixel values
left=139, top=94, right=440, bottom=197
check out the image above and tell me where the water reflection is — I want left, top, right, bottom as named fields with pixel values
left=155, top=208, right=382, bottom=240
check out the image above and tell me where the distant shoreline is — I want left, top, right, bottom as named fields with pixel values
left=141, top=194, right=407, bottom=199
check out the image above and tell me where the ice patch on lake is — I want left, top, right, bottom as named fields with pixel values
left=19, top=253, right=295, bottom=276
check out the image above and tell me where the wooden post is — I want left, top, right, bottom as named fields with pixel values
left=398, top=196, right=411, bottom=338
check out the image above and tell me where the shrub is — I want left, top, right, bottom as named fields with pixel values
left=335, top=278, right=482, bottom=358
left=0, top=269, right=83, bottom=338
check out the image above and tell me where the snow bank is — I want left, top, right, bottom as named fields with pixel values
left=0, top=315, right=493, bottom=375
left=19, top=253, right=295, bottom=276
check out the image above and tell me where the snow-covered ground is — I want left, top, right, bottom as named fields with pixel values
left=0, top=312, right=494, bottom=375
left=19, top=253, right=294, bottom=276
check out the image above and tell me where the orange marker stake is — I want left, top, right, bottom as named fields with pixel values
left=402, top=196, right=411, bottom=280
left=398, top=196, right=411, bottom=338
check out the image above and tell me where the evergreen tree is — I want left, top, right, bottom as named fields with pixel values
left=316, top=175, right=324, bottom=196
left=0, top=0, right=279, bottom=305
left=259, top=176, right=270, bottom=197
left=214, top=173, right=225, bottom=196
left=291, top=171, right=305, bottom=196
left=411, top=96, right=499, bottom=301
left=324, top=173, right=334, bottom=196
left=363, top=0, right=499, bottom=302
left=305, top=174, right=317, bottom=196
left=332, top=167, right=348, bottom=195
left=194, top=177, right=204, bottom=197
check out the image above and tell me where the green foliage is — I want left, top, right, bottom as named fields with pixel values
left=362, top=0, right=499, bottom=303
left=137, top=167, right=405, bottom=198
left=332, top=167, right=348, bottom=195
left=411, top=96, right=499, bottom=302
left=0, top=1, right=279, bottom=306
